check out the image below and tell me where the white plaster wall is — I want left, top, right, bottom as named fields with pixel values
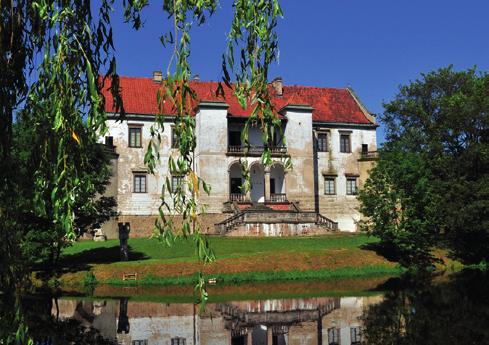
left=316, top=127, right=377, bottom=231
left=117, top=316, right=195, bottom=345
left=105, top=119, right=177, bottom=216
left=195, top=107, right=229, bottom=213
left=284, top=109, right=315, bottom=211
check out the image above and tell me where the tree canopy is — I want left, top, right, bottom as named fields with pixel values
left=359, top=66, right=489, bottom=267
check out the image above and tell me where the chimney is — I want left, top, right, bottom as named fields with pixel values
left=271, top=76, right=283, bottom=96
left=192, top=74, right=200, bottom=81
left=153, top=71, right=162, bottom=83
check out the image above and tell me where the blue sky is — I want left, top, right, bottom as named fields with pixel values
left=110, top=0, right=489, bottom=143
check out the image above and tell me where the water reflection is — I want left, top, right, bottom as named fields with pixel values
left=42, top=296, right=379, bottom=345
left=14, top=271, right=489, bottom=344
left=361, top=270, right=489, bottom=345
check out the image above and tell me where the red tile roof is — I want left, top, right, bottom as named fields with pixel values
left=100, top=76, right=375, bottom=125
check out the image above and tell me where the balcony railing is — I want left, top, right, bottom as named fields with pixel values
left=229, top=193, right=247, bottom=203
left=360, top=151, right=379, bottom=160
left=268, top=193, right=288, bottom=203
left=227, top=145, right=287, bottom=155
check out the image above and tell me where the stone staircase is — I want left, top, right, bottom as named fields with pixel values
left=215, top=204, right=338, bottom=236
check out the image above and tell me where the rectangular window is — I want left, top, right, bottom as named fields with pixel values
left=324, top=177, right=336, bottom=195
left=317, top=132, right=328, bottom=152
left=362, top=144, right=368, bottom=155
left=350, top=327, right=362, bottom=344
left=328, top=327, right=340, bottom=345
left=171, top=338, right=186, bottom=345
left=132, top=340, right=148, bottom=345
left=133, top=174, right=147, bottom=193
left=340, top=134, right=351, bottom=153
left=171, top=175, right=183, bottom=193
left=171, top=126, right=179, bottom=148
left=129, top=127, right=142, bottom=148
left=346, top=177, right=357, bottom=195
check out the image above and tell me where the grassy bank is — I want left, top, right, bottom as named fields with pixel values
left=61, top=277, right=392, bottom=303
left=51, top=234, right=456, bottom=288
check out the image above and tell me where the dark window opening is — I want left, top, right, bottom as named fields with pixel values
left=229, top=131, right=242, bottom=146
left=362, top=144, right=368, bottom=155
left=340, top=134, right=351, bottom=153
left=328, top=327, right=340, bottom=345
left=171, top=126, right=179, bottom=148
left=132, top=339, right=148, bottom=345
left=171, top=175, right=183, bottom=193
left=346, top=177, right=358, bottom=195
left=324, top=177, right=336, bottom=195
left=230, top=178, right=243, bottom=194
left=133, top=174, right=147, bottom=193
left=270, top=178, right=276, bottom=194
left=317, top=133, right=328, bottom=152
left=350, top=326, right=362, bottom=344
left=132, top=340, right=148, bottom=345
left=129, top=127, right=142, bottom=148
left=231, top=335, right=246, bottom=345
left=171, top=338, right=186, bottom=345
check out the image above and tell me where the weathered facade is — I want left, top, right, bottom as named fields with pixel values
left=100, top=76, right=377, bottom=238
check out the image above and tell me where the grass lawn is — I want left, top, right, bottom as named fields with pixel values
left=62, top=233, right=377, bottom=262
left=51, top=233, right=412, bottom=287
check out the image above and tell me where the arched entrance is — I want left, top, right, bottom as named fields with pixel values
left=250, top=163, right=265, bottom=203
left=270, top=164, right=285, bottom=194
left=229, top=162, right=244, bottom=202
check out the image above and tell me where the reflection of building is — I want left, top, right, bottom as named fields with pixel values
left=100, top=75, right=378, bottom=238
left=53, top=296, right=382, bottom=345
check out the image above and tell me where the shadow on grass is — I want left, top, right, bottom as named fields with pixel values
left=42, top=245, right=150, bottom=277
left=360, top=242, right=401, bottom=263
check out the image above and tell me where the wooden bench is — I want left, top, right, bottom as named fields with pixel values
left=122, top=273, right=138, bottom=281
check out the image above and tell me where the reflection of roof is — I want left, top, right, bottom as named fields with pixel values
left=100, top=77, right=374, bottom=125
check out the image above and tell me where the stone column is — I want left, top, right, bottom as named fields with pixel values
left=264, top=166, right=271, bottom=202
left=246, top=189, right=252, bottom=203
left=247, top=331, right=253, bottom=345
left=267, top=326, right=273, bottom=345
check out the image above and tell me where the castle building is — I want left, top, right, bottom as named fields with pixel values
left=100, top=75, right=377, bottom=238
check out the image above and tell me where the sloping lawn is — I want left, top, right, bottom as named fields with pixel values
left=61, top=233, right=379, bottom=263
left=53, top=234, right=407, bottom=286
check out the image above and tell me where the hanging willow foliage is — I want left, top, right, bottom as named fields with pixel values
left=1, top=0, right=285, bottom=337
left=142, top=0, right=286, bottom=305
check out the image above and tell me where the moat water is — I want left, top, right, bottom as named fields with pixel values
left=9, top=270, right=489, bottom=344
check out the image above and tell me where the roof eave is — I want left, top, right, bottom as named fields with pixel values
left=278, top=104, right=314, bottom=114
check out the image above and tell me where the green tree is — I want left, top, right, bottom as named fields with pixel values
left=358, top=145, right=441, bottom=268
left=359, top=66, right=489, bottom=267
left=2, top=0, right=284, bottom=340
left=13, top=113, right=117, bottom=268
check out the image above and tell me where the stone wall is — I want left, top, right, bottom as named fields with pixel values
left=226, top=223, right=331, bottom=237
left=104, top=213, right=228, bottom=239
